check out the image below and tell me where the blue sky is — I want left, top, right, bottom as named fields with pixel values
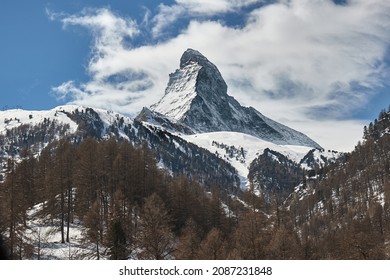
left=0, top=0, right=165, bottom=110
left=2, top=0, right=390, bottom=151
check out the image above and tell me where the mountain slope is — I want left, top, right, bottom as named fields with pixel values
left=277, top=107, right=390, bottom=259
left=180, top=131, right=314, bottom=188
left=0, top=105, right=239, bottom=189
left=147, top=48, right=321, bottom=148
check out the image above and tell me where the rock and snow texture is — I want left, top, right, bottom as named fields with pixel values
left=181, top=131, right=314, bottom=188
left=149, top=49, right=322, bottom=149
left=0, top=106, right=80, bottom=135
left=151, top=51, right=204, bottom=120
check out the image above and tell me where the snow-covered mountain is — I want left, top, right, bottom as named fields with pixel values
left=134, top=48, right=332, bottom=191
left=144, top=48, right=321, bottom=149
left=0, top=105, right=239, bottom=188
left=0, top=49, right=332, bottom=193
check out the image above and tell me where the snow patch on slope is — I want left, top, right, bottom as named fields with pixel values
left=24, top=202, right=105, bottom=260
left=0, top=105, right=135, bottom=139
left=181, top=131, right=313, bottom=188
left=0, top=105, right=79, bottom=135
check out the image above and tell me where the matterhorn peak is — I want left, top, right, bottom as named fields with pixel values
left=146, top=48, right=322, bottom=149
left=150, top=48, right=227, bottom=120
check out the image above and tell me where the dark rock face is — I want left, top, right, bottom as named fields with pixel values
left=147, top=49, right=322, bottom=148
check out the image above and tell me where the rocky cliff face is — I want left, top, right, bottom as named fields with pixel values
left=147, top=49, right=322, bottom=148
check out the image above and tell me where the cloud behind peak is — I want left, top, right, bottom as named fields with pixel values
left=49, top=0, right=390, bottom=150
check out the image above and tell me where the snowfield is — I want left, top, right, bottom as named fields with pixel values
left=0, top=105, right=134, bottom=138
left=0, top=105, right=79, bottom=135
left=25, top=203, right=105, bottom=260
left=181, top=131, right=313, bottom=188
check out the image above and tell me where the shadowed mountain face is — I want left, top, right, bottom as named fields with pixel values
left=146, top=49, right=321, bottom=148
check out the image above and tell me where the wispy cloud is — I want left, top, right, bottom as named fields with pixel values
left=48, top=8, right=148, bottom=112
left=152, top=0, right=264, bottom=37
left=49, top=0, right=390, bottom=151
left=151, top=4, right=186, bottom=37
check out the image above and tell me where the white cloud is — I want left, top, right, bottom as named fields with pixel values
left=51, top=81, right=82, bottom=101
left=50, top=0, right=390, bottom=151
left=49, top=8, right=139, bottom=77
left=152, top=0, right=263, bottom=37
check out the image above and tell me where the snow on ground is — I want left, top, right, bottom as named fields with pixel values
left=300, top=148, right=340, bottom=170
left=0, top=105, right=137, bottom=145
left=0, top=105, right=81, bottom=135
left=90, top=107, right=135, bottom=139
left=181, top=131, right=313, bottom=188
left=24, top=203, right=104, bottom=260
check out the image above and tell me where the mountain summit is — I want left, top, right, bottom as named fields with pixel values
left=144, top=49, right=321, bottom=148
left=150, top=48, right=227, bottom=121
